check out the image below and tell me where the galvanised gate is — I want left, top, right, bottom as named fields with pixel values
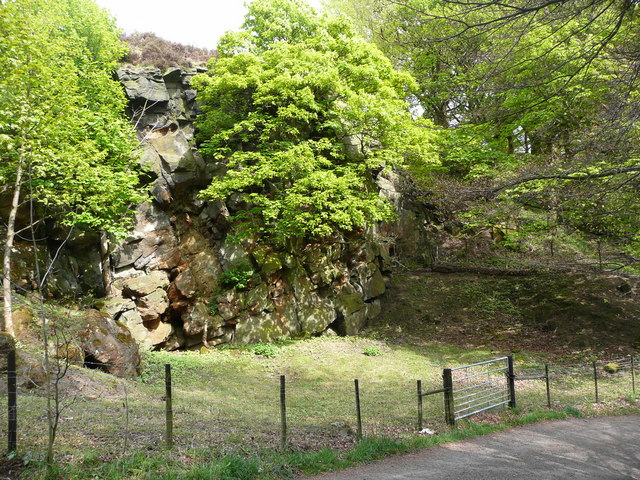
left=417, top=356, right=516, bottom=427
left=445, top=356, right=516, bottom=425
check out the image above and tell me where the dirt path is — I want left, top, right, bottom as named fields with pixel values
left=302, top=415, right=640, bottom=479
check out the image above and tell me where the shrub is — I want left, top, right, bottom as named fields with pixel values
left=219, top=264, right=255, bottom=291
left=603, top=362, right=620, bottom=374
left=363, top=345, right=382, bottom=357
left=120, top=32, right=216, bottom=69
left=253, top=343, right=278, bottom=358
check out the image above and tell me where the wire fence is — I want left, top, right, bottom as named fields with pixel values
left=0, top=350, right=636, bottom=459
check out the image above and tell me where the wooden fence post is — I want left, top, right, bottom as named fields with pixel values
left=165, top=363, right=173, bottom=449
left=417, top=380, right=423, bottom=431
left=631, top=355, right=636, bottom=396
left=443, top=369, right=455, bottom=426
left=592, top=361, right=599, bottom=404
left=354, top=379, right=362, bottom=440
left=7, top=349, right=17, bottom=453
left=280, top=375, right=287, bottom=450
left=545, top=364, right=551, bottom=409
left=507, top=356, right=516, bottom=409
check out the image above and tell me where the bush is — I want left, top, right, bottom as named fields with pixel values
left=363, top=345, right=382, bottom=357
left=120, top=32, right=216, bottom=69
left=603, top=362, right=620, bottom=374
left=219, top=264, right=255, bottom=291
left=253, top=343, right=278, bottom=358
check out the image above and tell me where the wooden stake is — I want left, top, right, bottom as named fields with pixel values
left=417, top=380, right=423, bottom=431
left=354, top=379, right=362, bottom=440
left=7, top=349, right=17, bottom=453
left=593, top=361, right=599, bottom=404
left=165, top=364, right=173, bottom=449
left=280, top=375, right=287, bottom=450
left=545, top=364, right=551, bottom=409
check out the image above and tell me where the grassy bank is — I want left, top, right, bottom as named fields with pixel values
left=23, top=406, right=639, bottom=479
left=8, top=335, right=639, bottom=479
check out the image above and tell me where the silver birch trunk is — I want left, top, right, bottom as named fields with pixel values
left=2, top=157, right=23, bottom=336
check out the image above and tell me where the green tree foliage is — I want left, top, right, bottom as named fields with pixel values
left=328, top=0, right=640, bottom=269
left=0, top=0, right=143, bottom=232
left=327, top=0, right=616, bottom=171
left=194, top=0, right=437, bottom=242
left=0, top=0, right=145, bottom=333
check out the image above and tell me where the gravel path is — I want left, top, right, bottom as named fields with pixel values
left=302, top=415, right=640, bottom=479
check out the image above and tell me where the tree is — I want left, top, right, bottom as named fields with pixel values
left=328, top=0, right=640, bottom=270
left=1, top=0, right=146, bottom=468
left=194, top=0, right=438, bottom=243
left=0, top=0, right=145, bottom=335
left=324, top=0, right=489, bottom=129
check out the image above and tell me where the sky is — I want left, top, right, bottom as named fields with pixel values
left=94, top=0, right=324, bottom=49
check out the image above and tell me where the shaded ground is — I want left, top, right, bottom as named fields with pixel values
left=368, top=270, right=640, bottom=357
left=303, top=415, right=640, bottom=480
left=0, top=456, right=23, bottom=480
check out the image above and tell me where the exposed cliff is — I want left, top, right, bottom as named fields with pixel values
left=1, top=66, right=435, bottom=353
left=100, top=66, right=436, bottom=350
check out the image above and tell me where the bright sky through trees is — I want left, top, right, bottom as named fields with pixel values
left=94, top=0, right=323, bottom=48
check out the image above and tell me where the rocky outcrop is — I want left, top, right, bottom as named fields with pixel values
left=375, top=170, right=439, bottom=267
left=105, top=198, right=390, bottom=349
left=0, top=301, right=141, bottom=377
left=92, top=66, right=411, bottom=351
left=3, top=66, right=437, bottom=354
left=118, top=66, right=210, bottom=205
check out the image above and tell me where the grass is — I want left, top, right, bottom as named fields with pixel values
left=6, top=336, right=640, bottom=479
left=20, top=407, right=618, bottom=479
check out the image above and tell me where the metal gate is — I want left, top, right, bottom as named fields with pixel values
left=442, top=356, right=515, bottom=425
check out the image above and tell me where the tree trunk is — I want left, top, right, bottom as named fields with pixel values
left=2, top=158, right=23, bottom=336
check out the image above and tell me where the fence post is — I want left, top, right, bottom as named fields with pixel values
left=592, top=361, right=599, bottom=404
left=507, top=356, right=516, bottom=409
left=280, top=375, right=287, bottom=450
left=631, top=355, right=636, bottom=396
left=544, top=364, right=551, bottom=409
left=443, top=369, right=455, bottom=426
left=7, top=349, right=17, bottom=453
left=417, top=380, right=423, bottom=431
left=165, top=363, right=173, bottom=449
left=354, top=379, right=363, bottom=440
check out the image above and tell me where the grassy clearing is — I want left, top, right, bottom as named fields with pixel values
left=5, top=335, right=639, bottom=479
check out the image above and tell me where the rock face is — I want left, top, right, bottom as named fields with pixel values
left=3, top=66, right=437, bottom=353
